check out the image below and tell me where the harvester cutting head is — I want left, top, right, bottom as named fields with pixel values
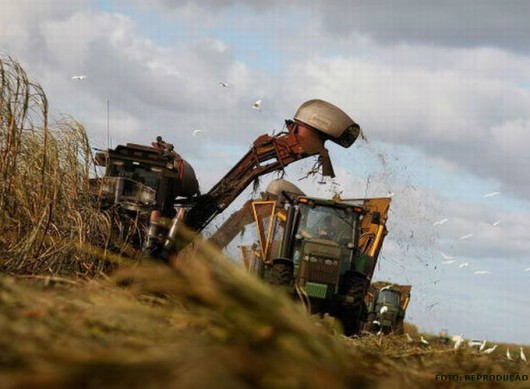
left=294, top=99, right=361, bottom=148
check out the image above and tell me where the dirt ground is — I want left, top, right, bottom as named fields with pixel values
left=0, top=258, right=528, bottom=389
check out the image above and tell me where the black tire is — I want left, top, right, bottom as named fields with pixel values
left=394, top=317, right=404, bottom=334
left=365, top=312, right=377, bottom=332
left=269, top=261, right=293, bottom=286
left=338, top=272, right=367, bottom=336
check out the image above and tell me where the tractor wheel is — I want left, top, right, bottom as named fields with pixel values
left=338, top=272, right=367, bottom=336
left=394, top=317, right=404, bottom=335
left=269, top=260, right=293, bottom=286
left=365, top=313, right=377, bottom=332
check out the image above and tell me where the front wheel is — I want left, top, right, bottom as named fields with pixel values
left=338, top=272, right=367, bottom=336
left=269, top=259, right=293, bottom=286
left=394, top=317, right=404, bottom=334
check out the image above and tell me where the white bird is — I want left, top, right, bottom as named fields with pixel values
left=524, top=267, right=530, bottom=272
left=420, top=336, right=430, bottom=346
left=483, top=192, right=501, bottom=198
left=218, top=81, right=230, bottom=87
left=71, top=75, right=87, bottom=80
left=380, top=284, right=393, bottom=291
left=442, top=260, right=456, bottom=265
left=379, top=306, right=388, bottom=314
left=492, top=220, right=502, bottom=226
left=192, top=129, right=204, bottom=136
left=440, top=252, right=454, bottom=260
left=459, top=234, right=473, bottom=240
left=433, top=218, right=449, bottom=226
left=252, top=99, right=262, bottom=110
left=372, top=320, right=381, bottom=326
left=474, top=270, right=490, bottom=275
left=483, top=345, right=497, bottom=354
left=459, top=262, right=469, bottom=268
left=521, top=347, right=527, bottom=362
left=479, top=340, right=487, bottom=352
left=507, top=348, right=513, bottom=361
left=451, top=335, right=463, bottom=342
left=405, top=333, right=414, bottom=342
left=468, top=340, right=482, bottom=348
left=452, top=335, right=465, bottom=350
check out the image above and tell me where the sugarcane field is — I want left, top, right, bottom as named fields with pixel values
left=1, top=3, right=530, bottom=388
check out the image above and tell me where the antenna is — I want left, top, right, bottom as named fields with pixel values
left=106, top=99, right=110, bottom=148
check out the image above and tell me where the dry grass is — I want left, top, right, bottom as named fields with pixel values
left=1, top=55, right=529, bottom=389
left=0, top=55, right=137, bottom=276
left=0, top=243, right=528, bottom=389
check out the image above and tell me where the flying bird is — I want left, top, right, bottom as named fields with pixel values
left=521, top=347, right=527, bottom=362
left=483, top=345, right=497, bottom=355
left=433, top=218, right=449, bottom=226
left=483, top=192, right=501, bottom=198
left=492, top=220, right=502, bottom=226
left=459, top=262, right=469, bottom=268
left=459, top=234, right=473, bottom=240
left=218, top=81, right=230, bottom=87
left=71, top=75, right=87, bottom=80
left=474, top=270, right=490, bottom=275
left=440, top=252, right=454, bottom=260
left=252, top=99, right=262, bottom=110
left=442, top=260, right=456, bottom=265
left=524, top=267, right=530, bottom=272
left=507, top=348, right=513, bottom=361
left=192, top=129, right=204, bottom=137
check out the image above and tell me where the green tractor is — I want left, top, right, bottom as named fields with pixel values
left=251, top=193, right=391, bottom=336
left=365, top=282, right=411, bottom=334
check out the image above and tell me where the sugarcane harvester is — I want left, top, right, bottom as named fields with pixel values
left=92, top=99, right=361, bottom=261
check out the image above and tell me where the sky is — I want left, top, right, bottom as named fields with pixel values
left=1, top=0, right=530, bottom=344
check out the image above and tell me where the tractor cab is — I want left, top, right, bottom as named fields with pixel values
left=287, top=197, right=366, bottom=298
left=91, top=139, right=199, bottom=216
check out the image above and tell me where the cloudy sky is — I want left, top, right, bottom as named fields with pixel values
left=2, top=0, right=530, bottom=344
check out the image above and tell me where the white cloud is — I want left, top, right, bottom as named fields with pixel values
left=2, top=0, right=530, bottom=344
left=278, top=47, right=530, bottom=200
